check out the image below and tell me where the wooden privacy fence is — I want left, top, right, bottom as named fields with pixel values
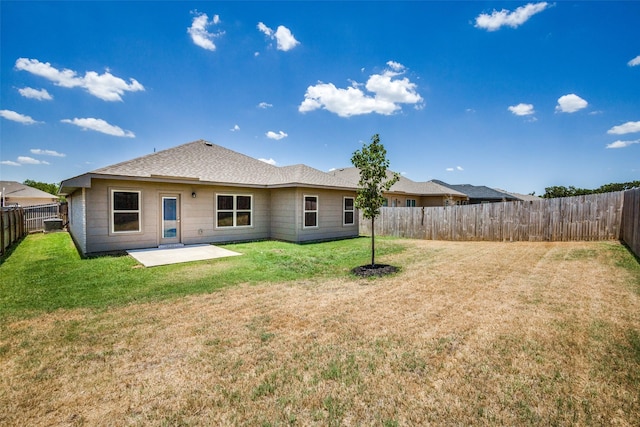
left=23, top=202, right=64, bottom=232
left=1, top=206, right=26, bottom=256
left=360, top=191, right=626, bottom=243
left=621, top=188, right=640, bottom=258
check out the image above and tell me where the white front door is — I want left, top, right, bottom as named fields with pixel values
left=160, top=195, right=181, bottom=245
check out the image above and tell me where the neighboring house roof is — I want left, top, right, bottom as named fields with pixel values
left=432, top=180, right=520, bottom=202
left=1, top=181, right=58, bottom=201
left=329, top=167, right=467, bottom=197
left=60, top=140, right=356, bottom=194
left=494, top=188, right=541, bottom=202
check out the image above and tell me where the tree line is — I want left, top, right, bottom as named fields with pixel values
left=23, top=180, right=60, bottom=196
left=542, top=181, right=640, bottom=198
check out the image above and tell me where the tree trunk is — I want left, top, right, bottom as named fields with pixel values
left=371, top=216, right=375, bottom=267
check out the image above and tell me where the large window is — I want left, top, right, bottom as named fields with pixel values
left=304, top=195, right=318, bottom=228
left=216, top=194, right=252, bottom=228
left=344, top=197, right=355, bottom=225
left=112, top=190, right=141, bottom=233
left=406, top=199, right=416, bottom=207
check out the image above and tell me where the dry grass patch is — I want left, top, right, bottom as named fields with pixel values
left=2, top=240, right=639, bottom=426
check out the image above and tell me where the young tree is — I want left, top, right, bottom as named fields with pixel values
left=351, top=134, right=399, bottom=267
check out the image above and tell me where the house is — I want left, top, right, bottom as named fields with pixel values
left=59, top=140, right=360, bottom=256
left=329, top=167, right=468, bottom=207
left=0, top=181, right=59, bottom=207
left=431, top=180, right=521, bottom=204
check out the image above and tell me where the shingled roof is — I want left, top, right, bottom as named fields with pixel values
left=60, top=140, right=356, bottom=193
left=1, top=181, right=59, bottom=200
left=432, top=180, right=520, bottom=202
left=329, top=167, right=466, bottom=197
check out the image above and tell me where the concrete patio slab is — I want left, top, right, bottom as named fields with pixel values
left=127, top=244, right=242, bottom=267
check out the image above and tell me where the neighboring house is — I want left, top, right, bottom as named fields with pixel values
left=0, top=181, right=59, bottom=207
left=432, top=180, right=521, bottom=204
left=329, top=167, right=468, bottom=207
left=494, top=188, right=541, bottom=202
left=59, top=140, right=360, bottom=256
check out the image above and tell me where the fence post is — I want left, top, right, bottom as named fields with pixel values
left=1, top=209, right=5, bottom=256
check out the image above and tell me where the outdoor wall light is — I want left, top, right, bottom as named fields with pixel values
left=192, top=192, right=197, bottom=198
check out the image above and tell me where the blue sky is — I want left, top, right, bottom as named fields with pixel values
left=1, top=1, right=639, bottom=195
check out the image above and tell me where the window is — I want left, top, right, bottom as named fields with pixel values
left=216, top=194, right=252, bottom=227
left=382, top=198, right=389, bottom=207
left=112, top=190, right=141, bottom=233
left=344, top=197, right=355, bottom=225
left=304, top=195, right=318, bottom=228
left=406, top=199, right=416, bottom=207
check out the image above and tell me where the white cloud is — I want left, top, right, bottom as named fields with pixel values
left=1, top=160, right=21, bottom=167
left=188, top=12, right=223, bottom=51
left=258, top=102, right=273, bottom=109
left=446, top=168, right=454, bottom=172
left=18, top=87, right=53, bottom=101
left=386, top=61, right=404, bottom=72
left=0, top=109, right=40, bottom=124
left=15, top=58, right=144, bottom=101
left=230, top=124, right=240, bottom=131
left=628, top=55, right=640, bottom=67
left=257, top=22, right=299, bottom=51
left=257, top=22, right=272, bottom=36
left=607, top=121, right=640, bottom=135
left=606, top=139, right=640, bottom=149
left=266, top=130, right=288, bottom=140
left=274, top=26, right=300, bottom=51
left=508, top=103, right=535, bottom=116
left=555, top=94, right=588, bottom=113
left=299, top=62, right=423, bottom=117
left=475, top=2, right=549, bottom=31
left=61, top=118, right=135, bottom=138
left=17, top=156, right=50, bottom=165
left=446, top=166, right=464, bottom=172
left=30, top=149, right=66, bottom=157
left=259, top=158, right=277, bottom=165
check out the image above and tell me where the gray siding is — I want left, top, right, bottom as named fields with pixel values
left=83, top=179, right=271, bottom=254
left=270, top=188, right=298, bottom=241
left=295, top=188, right=359, bottom=243
left=78, top=178, right=357, bottom=254
left=68, top=188, right=87, bottom=254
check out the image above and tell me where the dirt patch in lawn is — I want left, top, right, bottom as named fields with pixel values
left=351, top=263, right=399, bottom=277
left=2, top=240, right=639, bottom=426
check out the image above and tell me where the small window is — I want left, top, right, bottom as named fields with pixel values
left=216, top=194, right=252, bottom=228
left=344, top=197, right=355, bottom=225
left=112, top=190, right=141, bottom=233
left=382, top=198, right=389, bottom=207
left=304, top=195, right=318, bottom=228
left=406, top=199, right=416, bottom=207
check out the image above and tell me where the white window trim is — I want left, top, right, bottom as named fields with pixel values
left=215, top=193, right=253, bottom=228
left=406, top=199, right=417, bottom=207
left=303, top=194, right=319, bottom=229
left=343, top=196, right=355, bottom=226
left=110, top=189, right=142, bottom=234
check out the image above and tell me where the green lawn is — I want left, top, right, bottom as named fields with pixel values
left=0, top=232, right=403, bottom=319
